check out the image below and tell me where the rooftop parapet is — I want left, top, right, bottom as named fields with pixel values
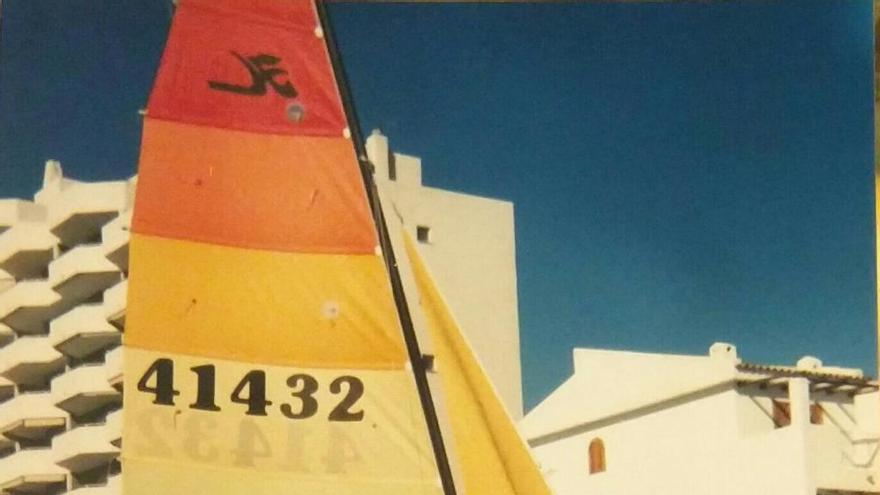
left=35, top=161, right=127, bottom=247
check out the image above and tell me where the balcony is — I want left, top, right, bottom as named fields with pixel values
left=102, top=280, right=126, bottom=331
left=0, top=448, right=67, bottom=494
left=101, top=211, right=130, bottom=271
left=0, top=392, right=67, bottom=444
left=0, top=280, right=63, bottom=335
left=47, top=181, right=126, bottom=247
left=0, top=199, right=46, bottom=232
left=49, top=244, right=121, bottom=303
left=104, top=347, right=122, bottom=391
left=53, top=423, right=119, bottom=472
left=0, top=337, right=66, bottom=387
left=0, top=224, right=58, bottom=280
left=52, top=365, right=121, bottom=419
left=50, top=304, right=120, bottom=359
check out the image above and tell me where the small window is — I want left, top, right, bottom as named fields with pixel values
left=810, top=403, right=823, bottom=425
left=773, top=400, right=791, bottom=428
left=416, top=225, right=432, bottom=244
left=588, top=438, right=606, bottom=474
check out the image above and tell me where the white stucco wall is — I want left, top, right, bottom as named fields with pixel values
left=524, top=346, right=879, bottom=495
left=367, top=130, right=523, bottom=418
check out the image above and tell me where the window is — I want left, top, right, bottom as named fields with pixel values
left=588, top=438, right=606, bottom=474
left=416, top=225, right=432, bottom=244
left=773, top=400, right=791, bottom=428
left=810, top=403, right=823, bottom=425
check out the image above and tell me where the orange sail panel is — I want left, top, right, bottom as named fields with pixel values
left=133, top=119, right=377, bottom=253
left=123, top=1, right=443, bottom=494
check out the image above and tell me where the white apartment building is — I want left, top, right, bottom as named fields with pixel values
left=0, top=133, right=522, bottom=494
left=521, top=343, right=880, bottom=495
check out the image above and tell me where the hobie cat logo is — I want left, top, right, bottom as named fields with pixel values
left=208, top=51, right=298, bottom=98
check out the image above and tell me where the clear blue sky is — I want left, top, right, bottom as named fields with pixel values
left=0, top=0, right=874, bottom=410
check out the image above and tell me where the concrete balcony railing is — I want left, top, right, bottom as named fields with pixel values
left=105, top=408, right=121, bottom=447
left=0, top=392, right=67, bottom=444
left=0, top=224, right=58, bottom=280
left=0, top=337, right=66, bottom=387
left=53, top=423, right=119, bottom=472
left=0, top=271, right=13, bottom=295
left=52, top=365, right=121, bottom=419
left=102, top=280, right=126, bottom=331
left=50, top=304, right=120, bottom=360
left=49, top=244, right=121, bottom=303
left=0, top=199, right=46, bottom=232
left=0, top=377, right=13, bottom=403
left=101, top=211, right=131, bottom=271
left=0, top=323, right=13, bottom=348
left=0, top=280, right=63, bottom=335
left=105, top=346, right=122, bottom=391
left=0, top=448, right=67, bottom=494
left=47, top=181, right=126, bottom=247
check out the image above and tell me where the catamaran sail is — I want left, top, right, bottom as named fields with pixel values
left=122, top=1, right=550, bottom=494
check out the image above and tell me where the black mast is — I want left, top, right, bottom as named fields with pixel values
left=314, top=2, right=458, bottom=495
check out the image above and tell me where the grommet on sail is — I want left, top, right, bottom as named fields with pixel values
left=122, top=1, right=551, bottom=494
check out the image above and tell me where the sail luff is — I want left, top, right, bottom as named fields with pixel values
left=403, top=233, right=554, bottom=495
left=314, top=2, right=459, bottom=493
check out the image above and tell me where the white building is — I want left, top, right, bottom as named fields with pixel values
left=521, top=343, right=880, bottom=495
left=0, top=133, right=522, bottom=494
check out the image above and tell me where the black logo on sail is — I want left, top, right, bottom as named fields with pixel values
left=208, top=51, right=298, bottom=98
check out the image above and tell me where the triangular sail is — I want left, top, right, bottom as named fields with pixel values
left=403, top=233, right=554, bottom=495
left=123, top=1, right=446, bottom=493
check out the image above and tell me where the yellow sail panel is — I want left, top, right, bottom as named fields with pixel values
left=126, top=234, right=406, bottom=369
left=404, top=234, right=552, bottom=495
left=124, top=348, right=442, bottom=494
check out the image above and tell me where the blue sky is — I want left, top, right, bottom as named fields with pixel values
left=0, top=0, right=874, bottom=409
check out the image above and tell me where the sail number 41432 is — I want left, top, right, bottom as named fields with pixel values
left=137, top=358, right=364, bottom=422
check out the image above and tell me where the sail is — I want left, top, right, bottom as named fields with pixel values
left=403, top=233, right=553, bottom=495
left=123, top=1, right=444, bottom=494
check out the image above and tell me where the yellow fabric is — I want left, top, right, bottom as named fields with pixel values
left=404, top=234, right=553, bottom=495
left=126, top=234, right=407, bottom=369
left=123, top=348, right=442, bottom=493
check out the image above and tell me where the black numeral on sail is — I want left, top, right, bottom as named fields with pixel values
left=328, top=376, right=364, bottom=422
left=281, top=374, right=319, bottom=419
left=136, top=358, right=365, bottom=422
left=230, top=370, right=272, bottom=416
left=189, top=365, right=221, bottom=411
left=137, top=358, right=179, bottom=405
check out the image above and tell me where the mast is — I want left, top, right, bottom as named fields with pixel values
left=314, top=2, right=458, bottom=494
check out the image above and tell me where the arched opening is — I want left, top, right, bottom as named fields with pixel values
left=588, top=438, right=606, bottom=474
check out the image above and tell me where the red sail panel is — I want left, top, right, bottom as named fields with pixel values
left=132, top=119, right=377, bottom=253
left=147, top=0, right=346, bottom=136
